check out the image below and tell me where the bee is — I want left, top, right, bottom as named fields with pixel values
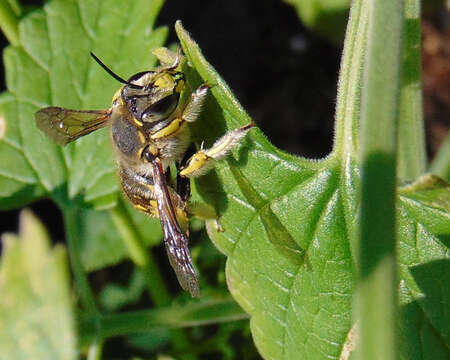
left=35, top=48, right=254, bottom=297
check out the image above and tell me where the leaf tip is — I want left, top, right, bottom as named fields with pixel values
left=19, top=208, right=50, bottom=247
left=174, top=19, right=184, bottom=32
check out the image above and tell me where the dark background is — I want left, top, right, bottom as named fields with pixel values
left=0, top=0, right=448, bottom=358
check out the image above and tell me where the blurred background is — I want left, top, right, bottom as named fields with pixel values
left=0, top=0, right=448, bottom=358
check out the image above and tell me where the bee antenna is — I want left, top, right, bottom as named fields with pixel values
left=90, top=52, right=144, bottom=90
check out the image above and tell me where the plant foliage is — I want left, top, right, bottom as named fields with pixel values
left=0, top=0, right=448, bottom=359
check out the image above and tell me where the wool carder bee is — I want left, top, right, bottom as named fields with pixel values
left=35, top=48, right=254, bottom=297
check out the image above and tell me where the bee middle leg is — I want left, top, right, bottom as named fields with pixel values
left=179, top=123, right=255, bottom=178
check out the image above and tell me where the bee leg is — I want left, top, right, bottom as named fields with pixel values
left=180, top=83, right=210, bottom=123
left=150, top=84, right=209, bottom=140
left=179, top=123, right=255, bottom=178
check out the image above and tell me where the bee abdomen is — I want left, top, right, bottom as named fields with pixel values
left=118, top=165, right=159, bottom=217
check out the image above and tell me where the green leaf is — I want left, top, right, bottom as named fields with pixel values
left=356, top=0, right=403, bottom=358
left=283, top=0, right=350, bottom=42
left=99, top=268, right=147, bottom=311
left=0, top=210, right=77, bottom=360
left=79, top=297, right=249, bottom=346
left=79, top=199, right=162, bottom=272
left=0, top=0, right=167, bottom=209
left=175, top=5, right=450, bottom=358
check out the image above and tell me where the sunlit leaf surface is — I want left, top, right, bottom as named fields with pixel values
left=0, top=210, right=76, bottom=360
left=176, top=21, right=450, bottom=360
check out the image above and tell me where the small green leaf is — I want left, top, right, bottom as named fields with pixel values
left=0, top=0, right=167, bottom=209
left=283, top=0, right=350, bottom=42
left=80, top=297, right=249, bottom=346
left=78, top=199, right=162, bottom=272
left=0, top=210, right=76, bottom=360
left=99, top=269, right=147, bottom=311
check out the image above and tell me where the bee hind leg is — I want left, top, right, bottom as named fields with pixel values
left=179, top=123, right=255, bottom=179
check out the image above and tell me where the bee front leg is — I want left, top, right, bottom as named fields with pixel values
left=179, top=123, right=255, bottom=178
left=150, top=84, right=210, bottom=140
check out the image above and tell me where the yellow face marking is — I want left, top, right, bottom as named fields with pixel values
left=179, top=152, right=209, bottom=177
left=154, top=73, right=174, bottom=89
left=151, top=118, right=183, bottom=139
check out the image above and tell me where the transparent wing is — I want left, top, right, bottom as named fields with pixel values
left=35, top=106, right=111, bottom=146
left=150, top=156, right=200, bottom=297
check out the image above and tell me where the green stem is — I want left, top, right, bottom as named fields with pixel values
left=0, top=0, right=20, bottom=45
left=333, top=0, right=368, bottom=158
left=397, top=0, right=426, bottom=181
left=429, top=133, right=450, bottom=182
left=109, top=198, right=171, bottom=305
left=357, top=0, right=403, bottom=359
left=62, top=204, right=99, bottom=315
left=108, top=198, right=195, bottom=359
left=79, top=298, right=248, bottom=346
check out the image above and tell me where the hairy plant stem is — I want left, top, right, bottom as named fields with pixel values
left=109, top=198, right=195, bottom=359
left=397, top=0, right=426, bottom=181
left=356, top=0, right=403, bottom=359
left=79, top=298, right=248, bottom=346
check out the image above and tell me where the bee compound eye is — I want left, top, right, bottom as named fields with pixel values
left=142, top=93, right=179, bottom=122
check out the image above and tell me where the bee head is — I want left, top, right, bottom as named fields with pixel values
left=121, top=69, right=184, bottom=123
left=90, top=52, right=185, bottom=124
